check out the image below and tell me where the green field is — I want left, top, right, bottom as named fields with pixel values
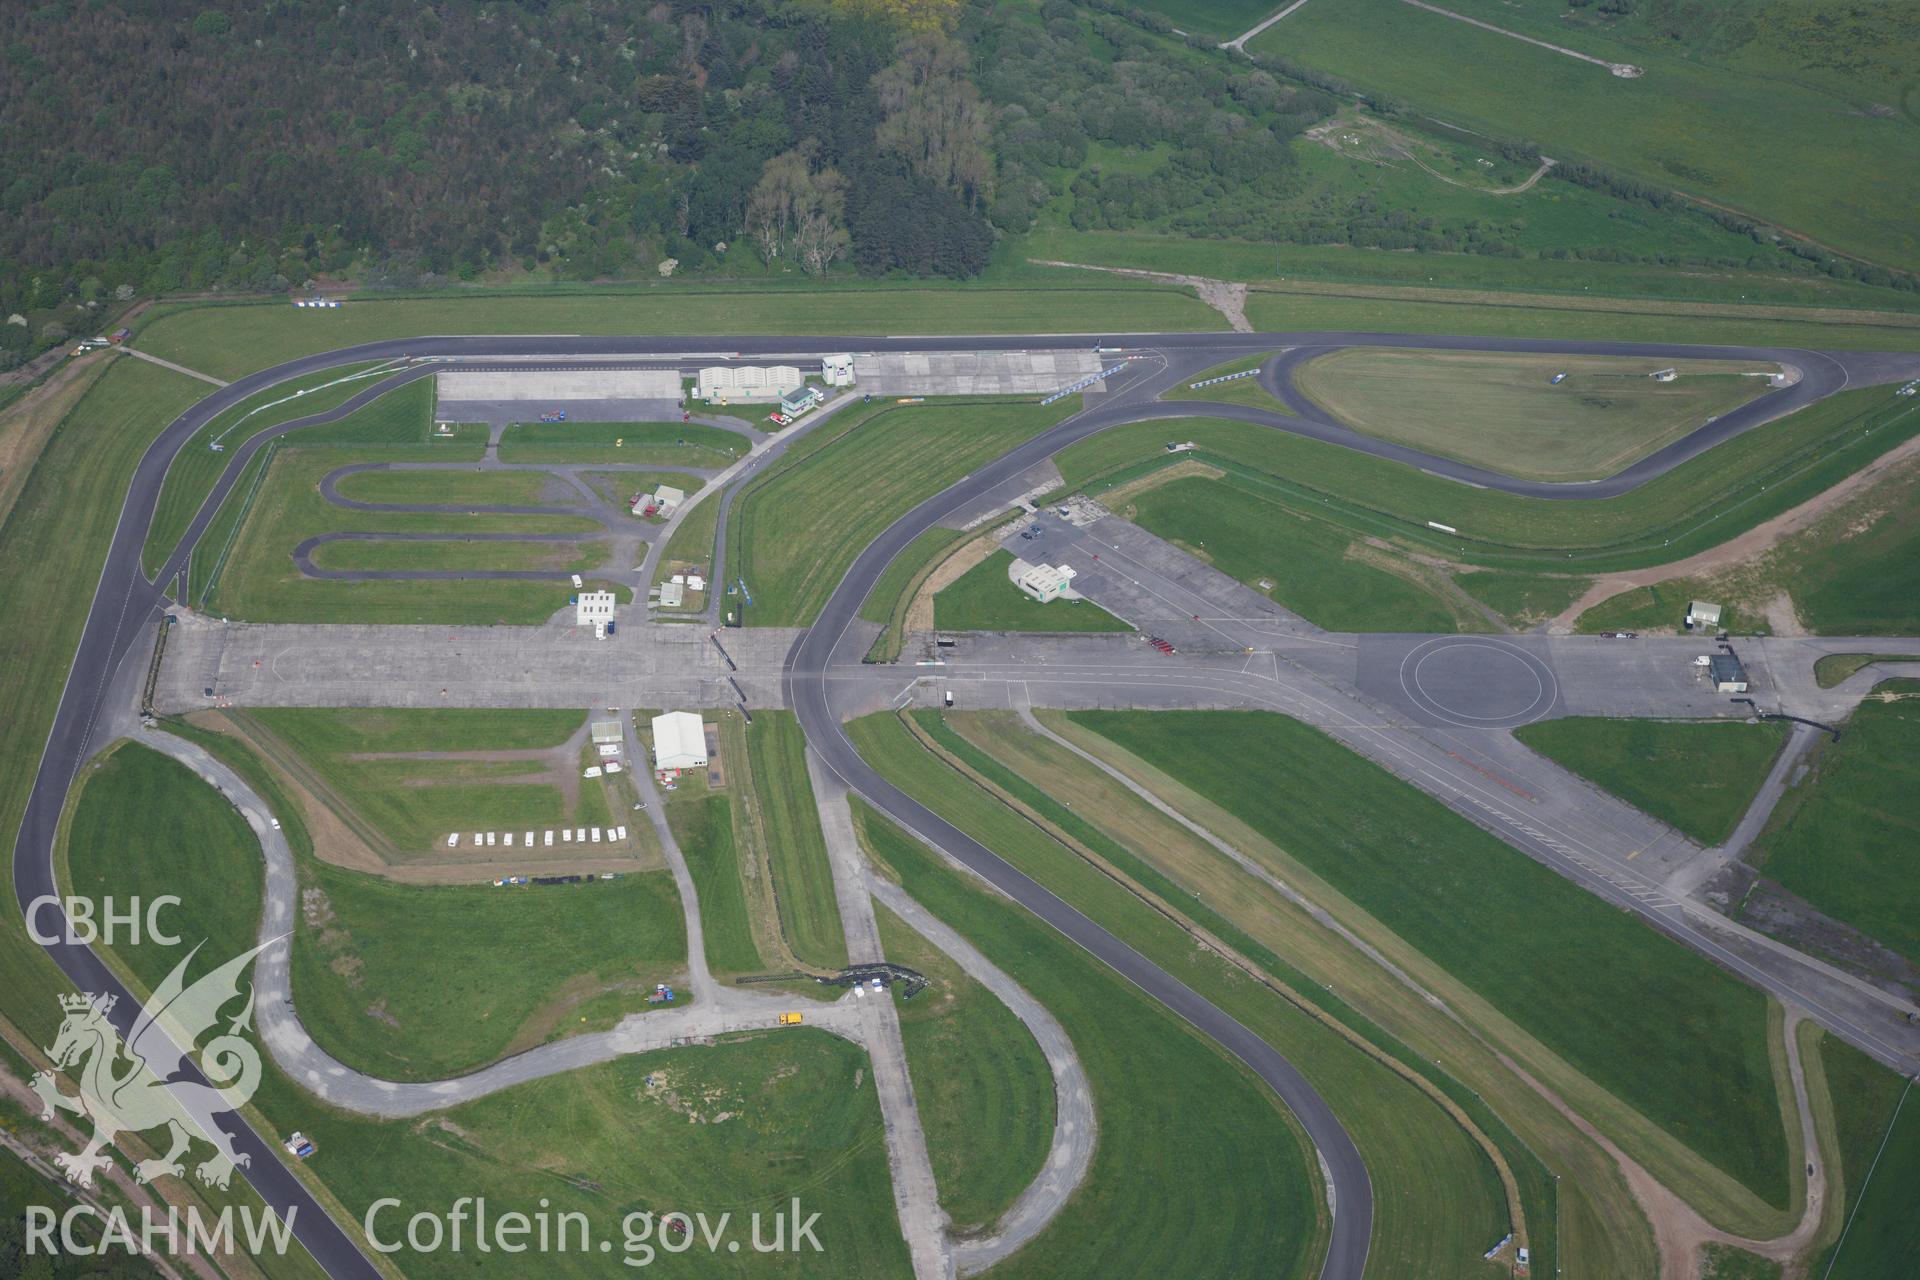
left=581, top=468, right=704, bottom=514
left=1816, top=1036, right=1918, bottom=1279
left=874, top=905, right=1052, bottom=1232
left=854, top=714, right=1530, bottom=1278
left=655, top=486, right=722, bottom=617
left=1293, top=348, right=1772, bottom=482
left=210, top=444, right=618, bottom=624
left=239, top=708, right=601, bottom=856
left=289, top=859, right=686, bottom=1081
left=1068, top=709, right=1791, bottom=1207
left=1814, top=655, right=1917, bottom=689
left=496, top=421, right=747, bottom=467
left=857, top=524, right=975, bottom=659
left=1514, top=718, right=1787, bottom=846
left=1162, top=352, right=1296, bottom=414
left=333, top=467, right=569, bottom=506
left=851, top=802, right=1325, bottom=1279
left=1776, top=473, right=1920, bottom=635
left=1054, top=388, right=1920, bottom=572
left=1125, top=474, right=1465, bottom=631
left=933, top=550, right=1132, bottom=633
left=1252, top=0, right=1920, bottom=272
left=1747, top=682, right=1920, bottom=966
left=730, top=400, right=1071, bottom=626
left=0, top=355, right=209, bottom=1048
left=1573, top=579, right=1755, bottom=636
left=743, top=712, right=848, bottom=971
left=307, top=535, right=609, bottom=574
left=142, top=361, right=387, bottom=574
left=665, top=792, right=766, bottom=976
left=1454, top=570, right=1591, bottom=627
left=136, top=284, right=1222, bottom=381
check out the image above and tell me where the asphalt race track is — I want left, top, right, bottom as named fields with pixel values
left=16, top=327, right=1913, bottom=1280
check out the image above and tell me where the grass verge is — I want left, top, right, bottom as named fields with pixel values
left=932, top=550, right=1132, bottom=633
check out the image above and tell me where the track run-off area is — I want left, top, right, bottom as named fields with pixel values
left=17, top=328, right=1920, bottom=1280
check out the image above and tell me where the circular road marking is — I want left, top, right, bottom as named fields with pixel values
left=1398, top=637, right=1558, bottom=728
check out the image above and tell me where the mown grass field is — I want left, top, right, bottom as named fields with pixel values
left=1068, top=709, right=1791, bottom=1207
left=874, top=904, right=1052, bottom=1232
left=307, top=535, right=609, bottom=574
left=0, top=355, right=207, bottom=1049
left=1293, top=348, right=1773, bottom=482
left=80, top=775, right=905, bottom=1279
left=742, top=712, right=847, bottom=971
left=851, top=800, right=1327, bottom=1280
left=332, top=467, right=568, bottom=505
left=853, top=714, right=1530, bottom=1279
left=1814, top=655, right=1916, bottom=690
left=136, top=283, right=1223, bottom=381
left=730, top=399, right=1071, bottom=626
left=1515, top=718, right=1787, bottom=846
left=1815, top=1035, right=1918, bottom=1279
left=1162, top=352, right=1297, bottom=414
left=857, top=524, right=974, bottom=659
left=210, top=444, right=614, bottom=624
left=1748, top=682, right=1920, bottom=966
left=496, top=420, right=746, bottom=467
left=241, top=708, right=602, bottom=856
left=1057, top=388, right=1920, bottom=572
left=1252, top=0, right=1920, bottom=272
left=954, top=708, right=1595, bottom=1274
left=1125, top=474, right=1464, bottom=631
left=933, top=550, right=1132, bottom=633
left=142, top=361, right=389, bottom=574
left=654, top=484, right=722, bottom=617
left=1454, top=569, right=1591, bottom=627
left=664, top=791, right=765, bottom=976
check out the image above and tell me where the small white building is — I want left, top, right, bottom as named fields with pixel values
left=651, top=484, right=686, bottom=514
left=822, top=353, right=856, bottom=387
left=695, top=365, right=802, bottom=403
left=576, top=590, right=616, bottom=628
left=658, top=580, right=685, bottom=608
left=1650, top=367, right=1678, bottom=382
left=651, top=711, right=708, bottom=771
left=1017, top=563, right=1077, bottom=604
left=590, top=720, right=623, bottom=746
left=1686, top=600, right=1723, bottom=630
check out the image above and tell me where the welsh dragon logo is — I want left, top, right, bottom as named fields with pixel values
left=31, top=939, right=277, bottom=1190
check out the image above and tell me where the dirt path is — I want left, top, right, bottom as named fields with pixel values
left=1549, top=429, right=1920, bottom=631
left=1028, top=258, right=1251, bottom=332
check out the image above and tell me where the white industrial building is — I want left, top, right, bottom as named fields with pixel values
left=576, top=590, right=616, bottom=636
left=695, top=365, right=802, bottom=402
left=822, top=353, right=856, bottom=387
left=1016, top=563, right=1078, bottom=604
left=651, top=712, right=708, bottom=771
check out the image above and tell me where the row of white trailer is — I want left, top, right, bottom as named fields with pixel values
left=447, top=826, right=629, bottom=848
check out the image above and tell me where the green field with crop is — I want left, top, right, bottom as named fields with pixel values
left=1815, top=1035, right=1918, bottom=1279
left=1515, top=718, right=1786, bottom=846
left=237, top=708, right=604, bottom=857
left=730, top=400, right=1071, bottom=626
left=933, top=550, right=1132, bottom=633
left=1069, top=709, right=1791, bottom=1206
left=665, top=792, right=765, bottom=976
left=136, top=282, right=1222, bottom=381
left=743, top=712, right=847, bottom=971
left=1253, top=0, right=1920, bottom=272
left=851, top=800, right=1326, bottom=1279
left=853, top=713, right=1528, bottom=1278
left=875, top=904, right=1052, bottom=1232
left=496, top=420, right=747, bottom=467
left=1293, top=348, right=1772, bottom=482
left=1125, top=474, right=1463, bottom=631
left=1747, top=682, right=1920, bottom=966
left=1057, top=388, right=1920, bottom=572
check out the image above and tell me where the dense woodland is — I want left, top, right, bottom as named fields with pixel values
left=1, top=0, right=1909, bottom=369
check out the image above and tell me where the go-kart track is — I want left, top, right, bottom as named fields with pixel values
left=17, top=328, right=1920, bottom=1280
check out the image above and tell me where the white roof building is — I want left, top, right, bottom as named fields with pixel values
left=1016, top=563, right=1077, bottom=604
left=822, top=353, right=856, bottom=387
left=651, top=712, right=708, bottom=771
left=695, top=365, right=802, bottom=403
left=658, top=581, right=685, bottom=608
left=651, top=484, right=686, bottom=513
left=576, top=590, right=616, bottom=626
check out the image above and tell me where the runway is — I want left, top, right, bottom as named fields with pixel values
left=17, top=326, right=1917, bottom=1279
